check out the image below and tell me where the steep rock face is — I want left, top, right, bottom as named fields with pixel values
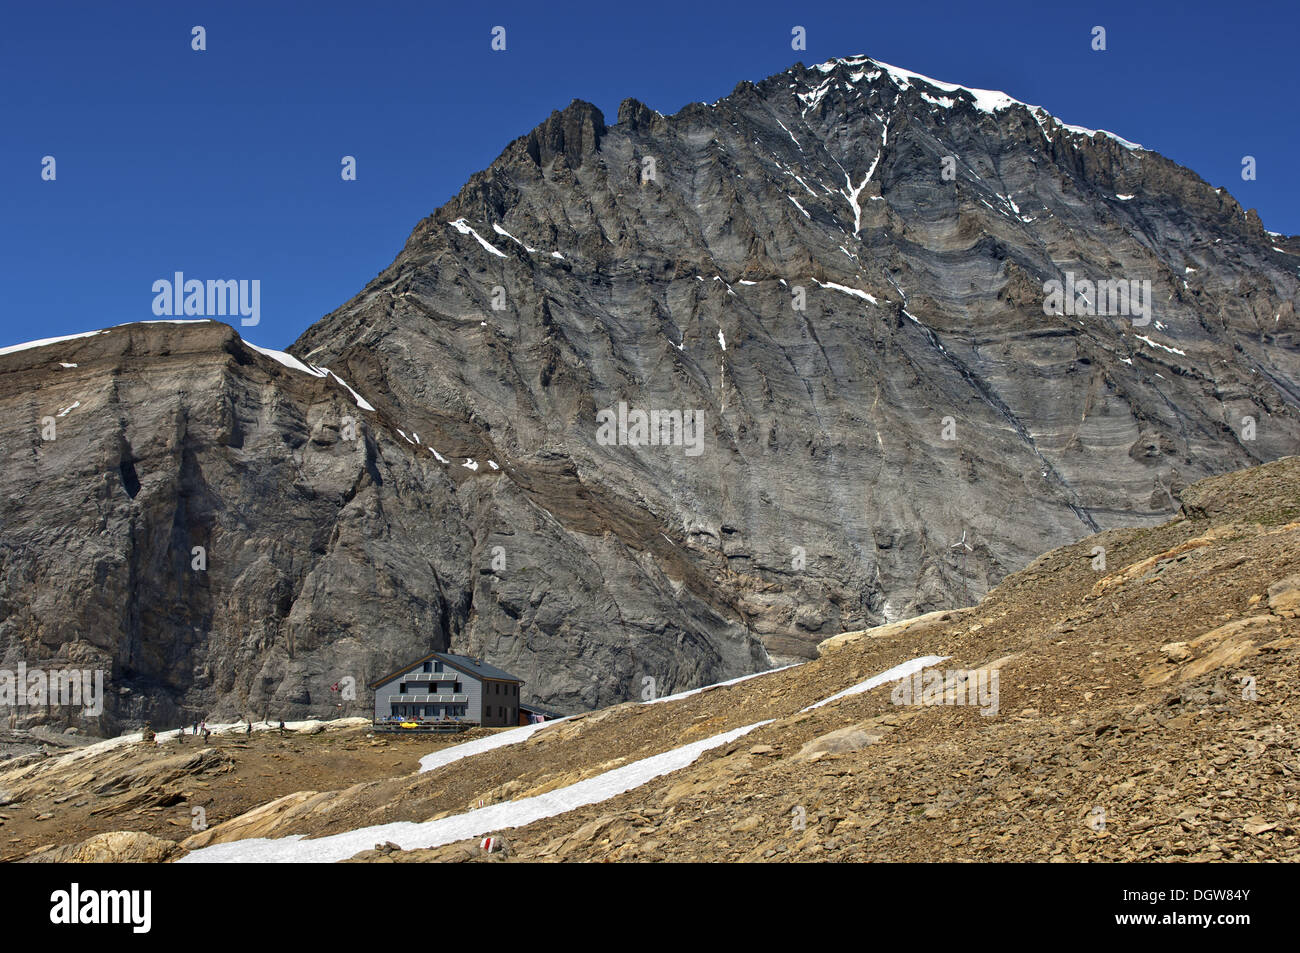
left=0, top=323, right=467, bottom=732
left=0, top=323, right=764, bottom=732
left=292, top=57, right=1300, bottom=661
left=2, top=55, right=1298, bottom=731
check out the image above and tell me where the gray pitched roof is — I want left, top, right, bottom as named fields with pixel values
left=437, top=652, right=523, bottom=683
left=368, top=650, right=524, bottom=689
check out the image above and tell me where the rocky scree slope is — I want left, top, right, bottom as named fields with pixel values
left=20, top=455, right=1298, bottom=863
left=255, top=457, right=1300, bottom=863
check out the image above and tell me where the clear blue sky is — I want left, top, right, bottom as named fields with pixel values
left=2, top=0, right=1295, bottom=352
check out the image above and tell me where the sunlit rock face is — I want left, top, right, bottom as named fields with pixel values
left=3, top=56, right=1297, bottom=730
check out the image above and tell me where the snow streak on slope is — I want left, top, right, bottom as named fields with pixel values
left=807, top=55, right=1145, bottom=151
left=800, top=655, right=949, bottom=711
left=413, top=662, right=799, bottom=770
left=646, top=663, right=803, bottom=705
left=0, top=320, right=214, bottom=357
left=405, top=663, right=798, bottom=773
left=245, top=343, right=377, bottom=411
left=0, top=323, right=378, bottom=412
left=449, top=218, right=508, bottom=258
left=0, top=330, right=105, bottom=356
left=36, top=719, right=373, bottom=770
left=178, top=654, right=947, bottom=863
left=179, top=721, right=771, bottom=863
left=417, top=717, right=571, bottom=774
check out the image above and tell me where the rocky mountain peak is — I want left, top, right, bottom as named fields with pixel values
left=616, top=97, right=661, bottom=131
left=2, top=55, right=1296, bottom=733
left=524, top=99, right=607, bottom=170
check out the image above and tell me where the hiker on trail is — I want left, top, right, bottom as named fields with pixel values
left=178, top=725, right=186, bottom=744
left=278, top=719, right=286, bottom=736
left=203, top=726, right=211, bottom=745
left=193, top=721, right=199, bottom=735
left=246, top=720, right=252, bottom=736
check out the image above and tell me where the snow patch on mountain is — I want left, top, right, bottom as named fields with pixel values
left=449, top=218, right=508, bottom=258
left=801, top=655, right=950, bottom=711
left=178, top=720, right=771, bottom=863
left=804, top=55, right=1145, bottom=152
